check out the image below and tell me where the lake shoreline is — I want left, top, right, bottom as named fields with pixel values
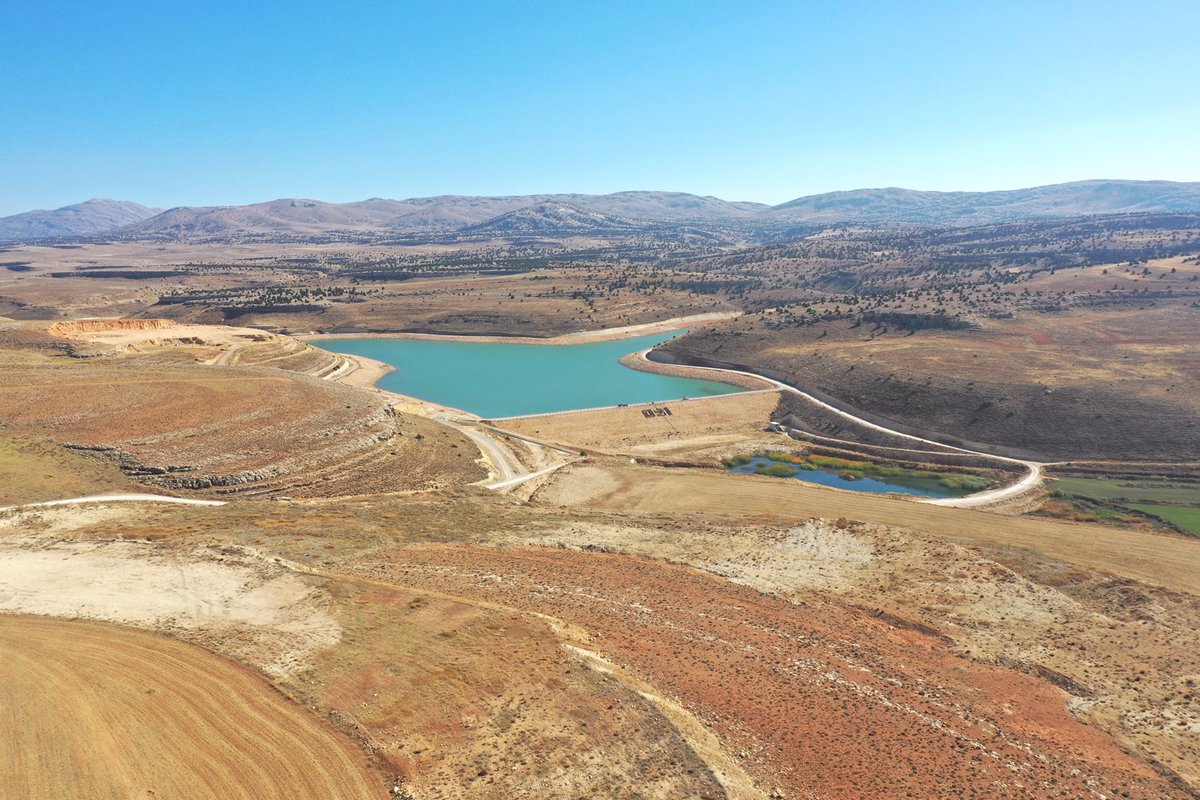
left=312, top=328, right=745, bottom=419
left=297, top=311, right=737, bottom=346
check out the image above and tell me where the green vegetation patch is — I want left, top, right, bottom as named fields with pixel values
left=1053, top=476, right=1200, bottom=505
left=1046, top=475, right=1200, bottom=537
left=724, top=450, right=999, bottom=496
left=1128, top=504, right=1200, bottom=537
left=764, top=452, right=997, bottom=493
left=754, top=463, right=800, bottom=478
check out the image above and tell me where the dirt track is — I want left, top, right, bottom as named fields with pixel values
left=0, top=615, right=382, bottom=799
left=0, top=492, right=226, bottom=512
left=630, top=349, right=1046, bottom=508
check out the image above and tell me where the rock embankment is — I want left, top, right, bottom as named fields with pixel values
left=48, top=319, right=176, bottom=336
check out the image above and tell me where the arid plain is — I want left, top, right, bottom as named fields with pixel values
left=2, top=191, right=1200, bottom=799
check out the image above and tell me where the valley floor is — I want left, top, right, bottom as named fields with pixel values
left=1, top=316, right=1198, bottom=799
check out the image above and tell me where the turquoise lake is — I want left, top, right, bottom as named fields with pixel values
left=313, top=331, right=741, bottom=418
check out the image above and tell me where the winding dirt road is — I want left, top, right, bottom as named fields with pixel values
left=0, top=493, right=227, bottom=513
left=630, top=350, right=1046, bottom=508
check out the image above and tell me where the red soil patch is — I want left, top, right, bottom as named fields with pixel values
left=357, top=545, right=1185, bottom=800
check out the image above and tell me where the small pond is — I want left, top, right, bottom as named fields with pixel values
left=726, top=456, right=986, bottom=498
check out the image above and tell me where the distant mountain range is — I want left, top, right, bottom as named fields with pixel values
left=3, top=180, right=1199, bottom=241
left=0, top=199, right=161, bottom=240
left=770, top=180, right=1200, bottom=226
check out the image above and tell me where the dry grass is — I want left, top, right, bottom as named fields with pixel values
left=0, top=614, right=382, bottom=799
left=0, top=429, right=135, bottom=505
left=664, top=305, right=1200, bottom=460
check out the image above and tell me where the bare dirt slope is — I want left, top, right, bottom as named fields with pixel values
left=536, top=461, right=1200, bottom=595
left=4, top=483, right=1198, bottom=798
left=356, top=543, right=1187, bottom=800
left=502, top=515, right=1200, bottom=793
left=0, top=501, right=752, bottom=800
left=0, top=615, right=382, bottom=800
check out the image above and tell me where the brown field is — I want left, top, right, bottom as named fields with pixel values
left=0, top=503, right=759, bottom=800
left=4, top=221, right=1200, bottom=799
left=0, top=614, right=382, bottom=799
left=0, top=240, right=734, bottom=336
left=492, top=511, right=1200, bottom=792
left=4, top=467, right=1199, bottom=797
left=500, top=390, right=782, bottom=458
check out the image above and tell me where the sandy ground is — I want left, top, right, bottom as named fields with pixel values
left=0, top=509, right=339, bottom=678
left=337, top=351, right=395, bottom=387
left=49, top=318, right=264, bottom=349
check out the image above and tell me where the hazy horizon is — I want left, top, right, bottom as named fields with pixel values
left=3, top=1, right=1199, bottom=215
left=10, top=176, right=1200, bottom=218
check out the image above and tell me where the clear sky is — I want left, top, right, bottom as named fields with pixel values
left=2, top=0, right=1198, bottom=214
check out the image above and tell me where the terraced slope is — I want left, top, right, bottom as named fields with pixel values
left=0, top=615, right=381, bottom=799
left=0, top=359, right=483, bottom=497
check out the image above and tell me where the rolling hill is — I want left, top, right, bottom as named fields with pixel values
left=0, top=199, right=160, bottom=240
left=767, top=180, right=1200, bottom=226
left=5, top=181, right=1200, bottom=241
left=119, top=191, right=766, bottom=238
left=459, top=202, right=648, bottom=236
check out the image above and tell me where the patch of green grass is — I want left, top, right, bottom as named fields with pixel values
left=1045, top=475, right=1200, bottom=537
left=938, top=474, right=993, bottom=492
left=755, top=463, right=799, bottom=478
left=750, top=451, right=999, bottom=496
left=1127, top=504, right=1200, bottom=537
left=1053, top=476, right=1200, bottom=505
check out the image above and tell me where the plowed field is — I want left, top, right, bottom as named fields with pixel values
left=0, top=615, right=381, bottom=799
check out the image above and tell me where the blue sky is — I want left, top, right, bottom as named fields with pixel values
left=2, top=1, right=1198, bottom=214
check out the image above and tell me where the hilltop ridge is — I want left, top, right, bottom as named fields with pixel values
left=5, top=180, right=1200, bottom=241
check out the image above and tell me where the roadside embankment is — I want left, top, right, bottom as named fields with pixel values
left=619, top=349, right=774, bottom=391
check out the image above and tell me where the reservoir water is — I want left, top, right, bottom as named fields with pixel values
left=313, top=331, right=741, bottom=418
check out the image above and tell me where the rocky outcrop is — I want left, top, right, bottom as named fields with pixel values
left=48, top=319, right=176, bottom=336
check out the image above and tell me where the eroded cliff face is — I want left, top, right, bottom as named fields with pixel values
left=48, top=319, right=176, bottom=336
